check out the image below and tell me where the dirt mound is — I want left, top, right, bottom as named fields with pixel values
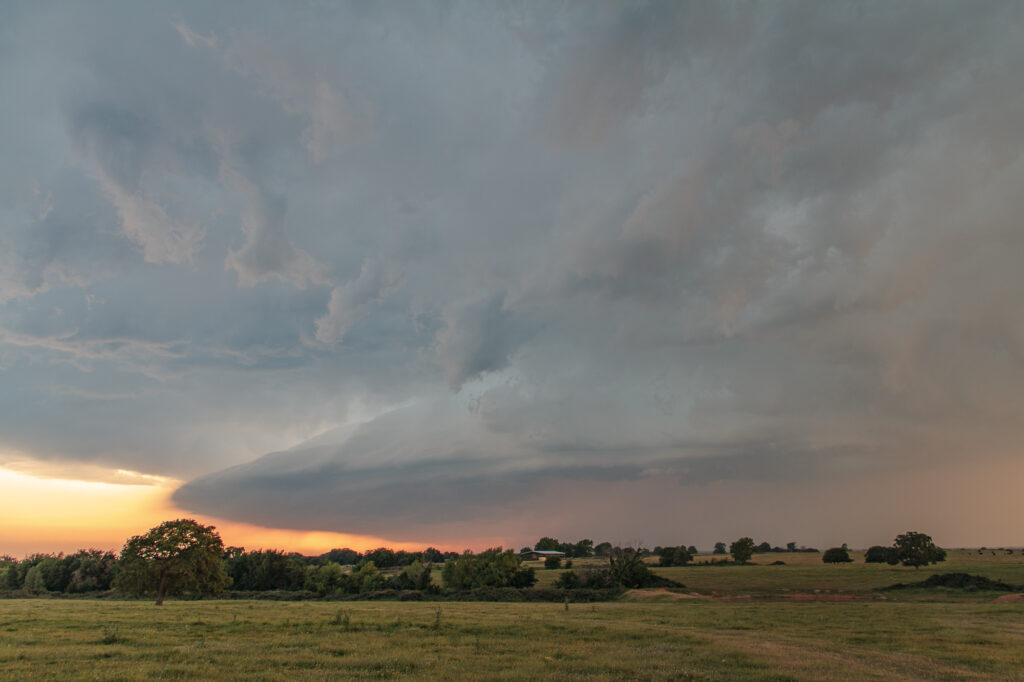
left=885, top=573, right=1021, bottom=592
left=993, top=593, right=1024, bottom=603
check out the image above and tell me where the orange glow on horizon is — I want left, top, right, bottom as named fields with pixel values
left=0, top=466, right=448, bottom=558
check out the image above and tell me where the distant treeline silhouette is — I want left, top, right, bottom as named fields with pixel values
left=1, top=529, right=944, bottom=599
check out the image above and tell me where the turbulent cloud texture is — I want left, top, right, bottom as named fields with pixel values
left=3, top=1, right=1024, bottom=547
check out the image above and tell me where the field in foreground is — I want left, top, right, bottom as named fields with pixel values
left=3, top=593, right=1024, bottom=680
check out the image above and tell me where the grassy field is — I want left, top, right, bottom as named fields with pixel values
left=527, top=550, right=1024, bottom=595
left=2, top=552, right=1023, bottom=680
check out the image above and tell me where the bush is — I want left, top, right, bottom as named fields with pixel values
left=553, top=571, right=579, bottom=589
left=885, top=573, right=1020, bottom=592
left=864, top=546, right=891, bottom=563
left=822, top=547, right=853, bottom=563
left=453, top=587, right=619, bottom=602
left=544, top=556, right=561, bottom=569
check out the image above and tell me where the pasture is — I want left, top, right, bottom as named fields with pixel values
left=2, top=550, right=1023, bottom=680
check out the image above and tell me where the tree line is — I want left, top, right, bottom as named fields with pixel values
left=0, top=521, right=950, bottom=603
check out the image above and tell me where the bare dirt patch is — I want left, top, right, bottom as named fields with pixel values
left=993, top=593, right=1024, bottom=603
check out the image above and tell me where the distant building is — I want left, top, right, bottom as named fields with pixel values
left=519, top=550, right=566, bottom=561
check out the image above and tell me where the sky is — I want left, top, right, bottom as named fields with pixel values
left=2, top=1, right=1023, bottom=557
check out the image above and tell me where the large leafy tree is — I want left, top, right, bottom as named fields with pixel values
left=730, top=537, right=756, bottom=564
left=114, top=519, right=229, bottom=605
left=889, top=531, right=946, bottom=569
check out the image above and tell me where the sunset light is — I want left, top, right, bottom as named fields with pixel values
left=0, top=465, right=428, bottom=557
left=2, top=3, right=1024, bottom=676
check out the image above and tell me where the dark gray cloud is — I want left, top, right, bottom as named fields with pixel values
left=3, top=1, right=1024, bottom=546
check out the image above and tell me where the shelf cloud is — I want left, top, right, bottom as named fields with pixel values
left=2, top=1, right=1023, bottom=546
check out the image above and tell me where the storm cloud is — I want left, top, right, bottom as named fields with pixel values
left=3, top=1, right=1024, bottom=547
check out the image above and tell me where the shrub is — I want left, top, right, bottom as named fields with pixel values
left=864, top=546, right=891, bottom=563
left=822, top=547, right=853, bottom=563
left=453, top=587, right=619, bottom=602
left=554, top=570, right=579, bottom=589
left=885, top=573, right=1020, bottom=592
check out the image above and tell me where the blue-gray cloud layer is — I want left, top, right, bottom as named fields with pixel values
left=3, top=1, right=1024, bottom=542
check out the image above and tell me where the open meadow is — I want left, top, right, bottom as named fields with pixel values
left=2, top=551, right=1023, bottom=680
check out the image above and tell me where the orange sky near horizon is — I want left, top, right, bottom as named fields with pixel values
left=0, top=465, right=450, bottom=558
left=4, top=453, right=1024, bottom=559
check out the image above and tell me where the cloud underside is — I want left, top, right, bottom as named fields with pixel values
left=2, top=2, right=1024, bottom=543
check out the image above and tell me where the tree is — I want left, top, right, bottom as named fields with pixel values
left=23, top=565, right=47, bottom=594
left=729, top=537, right=755, bottom=564
left=607, top=547, right=653, bottom=588
left=534, top=537, right=560, bottom=551
left=390, top=560, right=434, bottom=591
left=67, top=550, right=117, bottom=593
left=363, top=547, right=398, bottom=568
left=114, top=519, right=229, bottom=605
left=594, top=542, right=613, bottom=557
left=305, top=562, right=345, bottom=595
left=572, top=539, right=594, bottom=558
left=713, top=542, right=727, bottom=555
left=756, top=541, right=772, bottom=553
left=890, top=531, right=946, bottom=569
left=864, top=545, right=892, bottom=563
left=786, top=542, right=797, bottom=552
left=441, top=549, right=536, bottom=590
left=320, top=548, right=362, bottom=565
left=349, top=560, right=386, bottom=592
left=225, top=549, right=305, bottom=591
left=657, top=546, right=692, bottom=567
left=822, top=547, right=853, bottom=563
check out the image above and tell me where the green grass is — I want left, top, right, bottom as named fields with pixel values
left=2, top=551, right=1023, bottom=680
left=528, top=550, right=1024, bottom=596
left=1, top=597, right=1023, bottom=679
